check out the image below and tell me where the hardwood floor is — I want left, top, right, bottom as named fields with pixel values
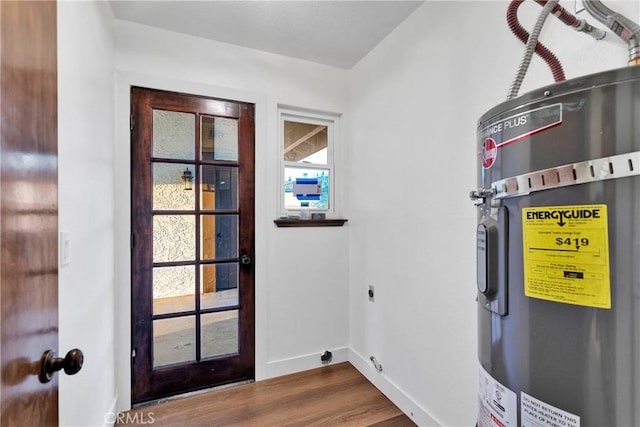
left=118, top=362, right=416, bottom=426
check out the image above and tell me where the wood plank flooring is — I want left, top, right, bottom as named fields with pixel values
left=118, top=362, right=416, bottom=426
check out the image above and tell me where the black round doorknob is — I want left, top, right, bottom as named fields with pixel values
left=240, top=254, right=251, bottom=265
left=38, top=348, right=84, bottom=383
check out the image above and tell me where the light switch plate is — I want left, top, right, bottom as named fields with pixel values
left=60, top=231, right=70, bottom=267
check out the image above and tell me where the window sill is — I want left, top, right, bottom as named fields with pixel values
left=274, top=218, right=348, bottom=228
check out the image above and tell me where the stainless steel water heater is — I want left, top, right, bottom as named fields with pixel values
left=474, top=66, right=640, bottom=426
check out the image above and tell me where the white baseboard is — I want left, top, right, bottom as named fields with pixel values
left=266, top=346, right=349, bottom=378
left=265, top=347, right=442, bottom=426
left=348, top=349, right=442, bottom=427
left=103, top=394, right=119, bottom=427
left=112, top=348, right=441, bottom=426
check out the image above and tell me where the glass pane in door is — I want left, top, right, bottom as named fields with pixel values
left=152, top=110, right=195, bottom=160
left=153, top=215, right=195, bottom=262
left=200, top=166, right=238, bottom=210
left=200, top=264, right=239, bottom=310
left=153, top=163, right=195, bottom=210
left=201, top=311, right=238, bottom=359
left=153, top=265, right=195, bottom=315
left=201, top=116, right=238, bottom=161
left=153, top=316, right=196, bottom=367
left=201, top=215, right=238, bottom=260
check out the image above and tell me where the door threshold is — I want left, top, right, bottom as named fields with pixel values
left=133, top=379, right=255, bottom=409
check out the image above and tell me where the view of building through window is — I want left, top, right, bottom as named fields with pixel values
left=281, top=115, right=334, bottom=212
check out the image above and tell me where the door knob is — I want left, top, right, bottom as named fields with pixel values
left=38, top=348, right=84, bottom=383
left=240, top=254, right=251, bottom=265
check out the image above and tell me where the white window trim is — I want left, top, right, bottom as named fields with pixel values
left=278, top=106, right=339, bottom=217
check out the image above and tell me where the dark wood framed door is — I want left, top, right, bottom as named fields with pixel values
left=130, top=87, right=255, bottom=403
left=1, top=0, right=59, bottom=424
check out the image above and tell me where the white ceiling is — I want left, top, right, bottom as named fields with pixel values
left=108, top=1, right=425, bottom=69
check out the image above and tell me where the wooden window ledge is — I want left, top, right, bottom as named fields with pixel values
left=274, top=218, right=348, bottom=227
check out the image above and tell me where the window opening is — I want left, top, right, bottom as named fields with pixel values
left=279, top=108, right=337, bottom=215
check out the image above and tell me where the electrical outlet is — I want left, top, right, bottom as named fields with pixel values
left=368, top=285, right=375, bottom=302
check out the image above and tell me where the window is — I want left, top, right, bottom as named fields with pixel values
left=279, top=107, right=338, bottom=215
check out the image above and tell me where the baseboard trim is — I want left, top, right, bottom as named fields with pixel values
left=266, top=346, right=349, bottom=378
left=103, top=394, right=119, bottom=427
left=348, top=349, right=442, bottom=427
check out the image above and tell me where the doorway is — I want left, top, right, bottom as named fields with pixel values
left=130, top=87, right=255, bottom=403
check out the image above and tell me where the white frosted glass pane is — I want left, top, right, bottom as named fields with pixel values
left=153, top=110, right=195, bottom=160
left=214, top=118, right=238, bottom=161
left=201, top=116, right=238, bottom=161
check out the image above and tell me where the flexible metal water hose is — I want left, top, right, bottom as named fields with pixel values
left=583, top=0, right=640, bottom=64
left=535, top=0, right=578, bottom=26
left=506, top=0, right=607, bottom=97
left=535, top=0, right=606, bottom=40
left=507, top=0, right=559, bottom=99
left=507, top=0, right=566, bottom=83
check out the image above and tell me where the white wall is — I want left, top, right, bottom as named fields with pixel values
left=55, top=0, right=640, bottom=424
left=346, top=1, right=638, bottom=426
left=57, top=1, right=116, bottom=426
left=113, top=21, right=351, bottom=412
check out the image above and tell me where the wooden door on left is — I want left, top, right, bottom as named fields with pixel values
left=1, top=1, right=82, bottom=425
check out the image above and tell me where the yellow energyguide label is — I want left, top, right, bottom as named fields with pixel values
left=522, top=204, right=610, bottom=309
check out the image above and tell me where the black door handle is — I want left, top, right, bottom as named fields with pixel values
left=38, top=348, right=84, bottom=383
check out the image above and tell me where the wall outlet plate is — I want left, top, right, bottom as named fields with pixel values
left=60, top=231, right=71, bottom=267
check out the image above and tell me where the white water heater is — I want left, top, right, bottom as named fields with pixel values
left=474, top=65, right=640, bottom=426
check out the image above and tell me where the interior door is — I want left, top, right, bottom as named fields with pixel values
left=131, top=87, right=255, bottom=403
left=1, top=0, right=60, bottom=424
